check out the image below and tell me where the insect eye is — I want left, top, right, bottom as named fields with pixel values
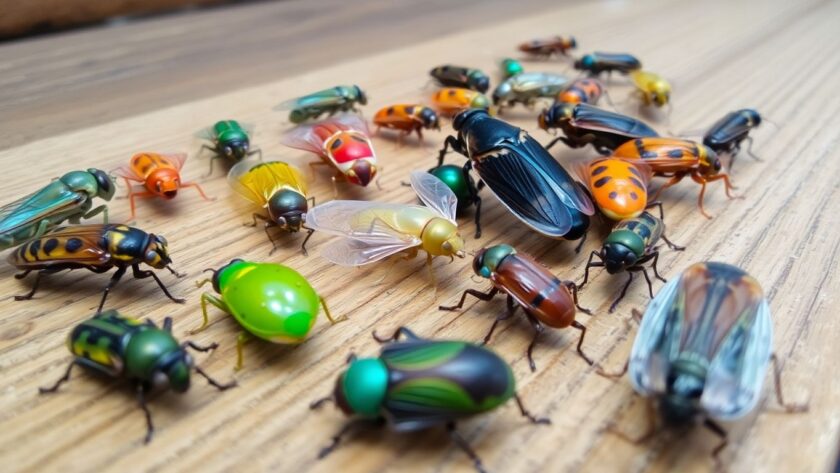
left=330, top=139, right=343, bottom=150
left=223, top=146, right=233, bottom=156
left=480, top=267, right=491, bottom=278
left=442, top=241, right=452, bottom=251
left=242, top=143, right=249, bottom=151
left=277, top=216, right=287, bottom=226
left=146, top=250, right=159, bottom=262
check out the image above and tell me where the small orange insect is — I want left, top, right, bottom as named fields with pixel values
left=612, top=138, right=737, bottom=218
left=431, top=87, right=490, bottom=116
left=518, top=36, right=577, bottom=58
left=113, top=152, right=211, bottom=220
left=556, top=78, right=604, bottom=105
left=573, top=158, right=651, bottom=221
left=373, top=104, right=440, bottom=141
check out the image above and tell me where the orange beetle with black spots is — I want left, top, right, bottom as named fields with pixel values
left=556, top=78, right=604, bottom=105
left=113, top=152, right=211, bottom=220
left=431, top=87, right=491, bottom=116
left=573, top=157, right=651, bottom=221
left=612, top=137, right=738, bottom=218
left=373, top=104, right=440, bottom=141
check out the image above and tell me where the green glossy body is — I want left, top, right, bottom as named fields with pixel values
left=0, top=169, right=114, bottom=250
left=429, top=164, right=476, bottom=213
left=285, top=85, right=367, bottom=124
left=500, top=58, right=524, bottom=78
left=215, top=260, right=321, bottom=343
left=601, top=211, right=664, bottom=274
left=68, top=310, right=191, bottom=392
left=210, top=120, right=252, bottom=161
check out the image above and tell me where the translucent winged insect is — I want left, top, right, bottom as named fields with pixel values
left=305, top=171, right=465, bottom=283
left=492, top=72, right=569, bottom=112
left=274, top=85, right=367, bottom=124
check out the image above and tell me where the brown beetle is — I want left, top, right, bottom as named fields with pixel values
left=518, top=36, right=577, bottom=58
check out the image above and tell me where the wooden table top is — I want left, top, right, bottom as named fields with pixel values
left=0, top=0, right=837, bottom=472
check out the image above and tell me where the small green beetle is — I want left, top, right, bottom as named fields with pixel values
left=197, top=120, right=263, bottom=176
left=39, top=310, right=235, bottom=444
left=193, top=259, right=342, bottom=370
left=500, top=58, right=524, bottom=79
left=404, top=165, right=482, bottom=237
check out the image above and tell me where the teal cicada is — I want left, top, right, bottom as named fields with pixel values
left=311, top=327, right=549, bottom=471
left=0, top=168, right=114, bottom=251
left=197, top=120, right=263, bottom=176
left=39, top=310, right=235, bottom=443
left=274, top=85, right=367, bottom=124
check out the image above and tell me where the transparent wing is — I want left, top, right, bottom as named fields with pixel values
left=194, top=127, right=216, bottom=141
left=409, top=171, right=457, bottom=222
left=320, top=236, right=418, bottom=266
left=328, top=113, right=371, bottom=136
left=274, top=87, right=346, bottom=111
left=281, top=123, right=325, bottom=155
left=227, top=159, right=307, bottom=206
left=160, top=153, right=189, bottom=171
left=110, top=164, right=143, bottom=181
left=0, top=184, right=85, bottom=236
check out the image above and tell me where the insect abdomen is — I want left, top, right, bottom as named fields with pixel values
left=496, top=254, right=575, bottom=328
left=69, top=311, right=144, bottom=376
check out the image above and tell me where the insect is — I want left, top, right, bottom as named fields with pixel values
left=310, top=327, right=549, bottom=472
left=0, top=168, right=114, bottom=251
left=428, top=164, right=480, bottom=219
left=500, top=58, right=524, bottom=78
left=703, top=109, right=763, bottom=166
left=192, top=259, right=340, bottom=370
left=612, top=137, right=737, bottom=218
left=431, top=87, right=491, bottom=116
left=304, top=171, right=465, bottom=283
left=517, top=35, right=577, bottom=57
left=438, top=108, right=594, bottom=242
left=227, top=160, right=315, bottom=255
left=574, top=52, right=642, bottom=76
left=9, top=224, right=184, bottom=312
left=39, top=310, right=235, bottom=444
left=555, top=78, right=604, bottom=105
left=113, top=152, right=212, bottom=220
left=281, top=114, right=378, bottom=194
left=539, top=103, right=659, bottom=154
left=599, top=262, right=806, bottom=469
left=491, top=72, right=569, bottom=111
left=572, top=157, right=651, bottom=221
left=373, top=104, right=440, bottom=142
left=197, top=120, right=262, bottom=176
left=429, top=65, right=490, bottom=93
left=629, top=70, right=671, bottom=108
left=577, top=208, right=684, bottom=312
left=275, top=85, right=368, bottom=124
left=440, top=244, right=594, bottom=371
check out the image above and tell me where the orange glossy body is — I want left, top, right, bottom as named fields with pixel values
left=373, top=104, right=439, bottom=140
left=584, top=158, right=648, bottom=221
left=556, top=78, right=603, bottom=105
left=431, top=88, right=490, bottom=116
left=493, top=253, right=575, bottom=328
left=518, top=36, right=577, bottom=57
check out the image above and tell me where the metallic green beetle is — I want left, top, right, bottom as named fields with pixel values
left=274, top=85, right=368, bottom=124
left=428, top=164, right=483, bottom=237
left=500, top=58, right=524, bottom=79
left=39, top=310, right=235, bottom=443
left=197, top=120, right=263, bottom=176
left=193, top=259, right=341, bottom=370
left=311, top=327, right=549, bottom=472
left=0, top=168, right=114, bottom=251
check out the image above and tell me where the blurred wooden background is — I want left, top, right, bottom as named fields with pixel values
left=0, top=0, right=838, bottom=472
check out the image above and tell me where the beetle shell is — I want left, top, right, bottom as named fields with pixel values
left=703, top=109, right=762, bottom=154
left=574, top=52, right=642, bottom=75
left=605, top=211, right=663, bottom=258
left=492, top=251, right=576, bottom=328
left=432, top=88, right=490, bottom=116
left=217, top=261, right=320, bottom=343
left=556, top=78, right=603, bottom=105
left=612, top=137, right=720, bottom=175
left=429, top=65, right=490, bottom=93
left=429, top=165, right=476, bottom=213
left=373, top=104, right=439, bottom=132
left=581, top=158, right=649, bottom=220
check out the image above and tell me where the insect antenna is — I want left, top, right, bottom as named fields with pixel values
left=310, top=395, right=334, bottom=410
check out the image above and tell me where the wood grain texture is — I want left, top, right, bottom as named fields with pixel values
left=0, top=0, right=838, bottom=472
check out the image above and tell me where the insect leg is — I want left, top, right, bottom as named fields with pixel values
left=320, top=296, right=346, bottom=324
left=127, top=191, right=155, bottom=222
left=447, top=423, right=487, bottom=473
left=82, top=204, right=109, bottom=225
left=574, top=230, right=588, bottom=253
left=770, top=354, right=809, bottom=413
left=524, top=312, right=545, bottom=371
left=513, top=393, right=551, bottom=425
left=481, top=296, right=517, bottom=345
left=262, top=222, right=281, bottom=256
left=300, top=227, right=315, bottom=256
left=744, top=136, right=762, bottom=161
left=97, top=266, right=127, bottom=312
left=372, top=326, right=423, bottom=344
left=660, top=233, right=685, bottom=251
left=194, top=365, right=237, bottom=391
left=235, top=331, right=251, bottom=371
left=570, top=320, right=595, bottom=366
left=437, top=135, right=465, bottom=167
left=543, top=136, right=565, bottom=150
left=13, top=269, right=31, bottom=280
left=14, top=269, right=59, bottom=301
left=136, top=386, right=156, bottom=444
left=244, top=213, right=269, bottom=227
left=688, top=173, right=713, bottom=219
left=562, top=280, right=592, bottom=315
left=131, top=264, right=186, bottom=305
left=638, top=267, right=655, bottom=297
left=648, top=251, right=667, bottom=283
left=39, top=360, right=79, bottom=393
left=578, top=251, right=604, bottom=290
left=609, top=273, right=635, bottom=313
left=192, top=292, right=228, bottom=334
left=646, top=201, right=666, bottom=220
left=184, top=340, right=218, bottom=352
left=201, top=146, right=223, bottom=177
left=439, top=287, right=499, bottom=311
left=247, top=148, right=264, bottom=162
left=162, top=317, right=173, bottom=332
left=650, top=173, right=685, bottom=202
left=310, top=395, right=334, bottom=410
left=703, top=419, right=728, bottom=472
left=317, top=419, right=378, bottom=460
left=180, top=182, right=214, bottom=201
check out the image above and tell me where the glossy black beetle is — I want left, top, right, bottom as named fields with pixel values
left=702, top=109, right=763, bottom=167
left=539, top=103, right=659, bottom=155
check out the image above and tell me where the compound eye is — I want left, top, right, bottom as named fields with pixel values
left=242, top=142, right=249, bottom=151
left=480, top=267, right=492, bottom=278
left=277, top=216, right=287, bottom=226
left=157, top=235, right=168, bottom=246
left=223, top=146, right=233, bottom=156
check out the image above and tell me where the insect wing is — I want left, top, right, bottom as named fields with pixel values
left=328, top=113, right=371, bottom=136
left=0, top=183, right=85, bottom=237
left=274, top=87, right=347, bottom=111
left=319, top=235, right=418, bottom=266
left=281, top=123, right=325, bottom=155
left=409, top=171, right=457, bottom=222
left=573, top=104, right=659, bottom=137
left=159, top=153, right=189, bottom=171
left=512, top=72, right=568, bottom=94
left=194, top=126, right=216, bottom=141
left=227, top=160, right=307, bottom=206
left=111, top=164, right=143, bottom=181
left=10, top=225, right=109, bottom=267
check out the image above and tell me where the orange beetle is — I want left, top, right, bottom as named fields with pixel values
left=431, top=87, right=491, bottom=116
left=556, top=78, right=604, bottom=105
left=518, top=36, right=577, bottom=57
left=373, top=104, right=440, bottom=141
left=612, top=137, right=738, bottom=218
left=573, top=157, right=651, bottom=221
left=113, top=152, right=211, bottom=220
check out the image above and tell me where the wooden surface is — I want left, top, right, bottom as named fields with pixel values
left=0, top=0, right=838, bottom=472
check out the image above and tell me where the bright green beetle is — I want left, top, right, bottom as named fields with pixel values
left=197, top=120, right=263, bottom=176
left=500, top=58, right=524, bottom=79
left=311, top=327, right=549, bottom=471
left=193, top=259, right=341, bottom=370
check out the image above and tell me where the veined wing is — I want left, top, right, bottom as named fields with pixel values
left=0, top=183, right=86, bottom=236
left=409, top=171, right=457, bottom=222
left=573, top=104, right=659, bottom=137
left=9, top=224, right=109, bottom=267
left=274, top=87, right=348, bottom=111
left=329, top=113, right=371, bottom=136
left=281, top=123, right=325, bottom=155
left=227, top=160, right=307, bottom=206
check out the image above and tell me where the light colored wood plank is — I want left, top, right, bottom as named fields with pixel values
left=0, top=0, right=838, bottom=472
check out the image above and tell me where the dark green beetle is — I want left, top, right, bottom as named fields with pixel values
left=311, top=327, right=548, bottom=472
left=197, top=120, right=263, bottom=176
left=39, top=310, right=236, bottom=443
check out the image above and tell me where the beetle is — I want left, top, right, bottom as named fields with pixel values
left=432, top=87, right=491, bottom=116
left=611, top=137, right=737, bottom=218
left=228, top=160, right=315, bottom=255
left=9, top=224, right=184, bottom=311
left=598, top=262, right=807, bottom=469
left=500, top=58, right=524, bottom=78
left=275, top=85, right=368, bottom=124
left=39, top=309, right=235, bottom=443
left=430, top=65, right=490, bottom=93
left=373, top=104, right=440, bottom=142
left=438, top=108, right=595, bottom=242
left=703, top=109, right=763, bottom=167
left=310, top=327, right=549, bottom=472
left=440, top=244, right=595, bottom=371
left=0, top=168, right=114, bottom=251
left=539, top=103, right=659, bottom=154
left=574, top=52, right=642, bottom=76
left=113, top=152, right=212, bottom=220
left=572, top=157, right=652, bottom=221
left=577, top=206, right=684, bottom=312
left=555, top=78, right=605, bottom=106
left=629, top=70, right=671, bottom=108
left=192, top=259, right=340, bottom=370
left=491, top=72, right=568, bottom=112
left=428, top=164, right=481, bottom=218
left=197, top=120, right=263, bottom=176
left=517, top=36, right=577, bottom=57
